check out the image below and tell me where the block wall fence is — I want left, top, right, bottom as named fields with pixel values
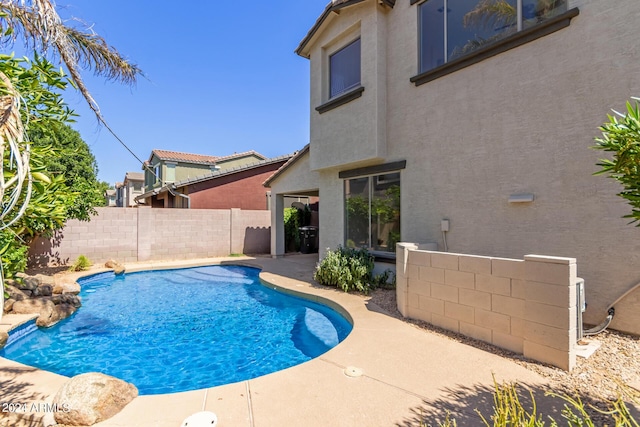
left=29, top=207, right=271, bottom=266
left=396, top=243, right=579, bottom=371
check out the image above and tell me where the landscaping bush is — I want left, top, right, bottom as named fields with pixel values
left=593, top=98, right=640, bottom=225
left=314, top=246, right=375, bottom=293
left=69, top=255, right=92, bottom=272
left=422, top=378, right=640, bottom=427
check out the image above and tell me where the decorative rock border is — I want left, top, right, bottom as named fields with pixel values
left=3, top=273, right=82, bottom=329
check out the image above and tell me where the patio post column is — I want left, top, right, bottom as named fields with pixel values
left=271, top=193, right=285, bottom=258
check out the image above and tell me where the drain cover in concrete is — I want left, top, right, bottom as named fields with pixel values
left=344, top=366, right=363, bottom=378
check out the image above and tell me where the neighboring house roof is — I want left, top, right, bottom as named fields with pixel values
left=146, top=149, right=267, bottom=166
left=296, top=0, right=395, bottom=58
left=263, top=145, right=309, bottom=187
left=135, top=154, right=293, bottom=202
left=124, top=172, right=144, bottom=182
left=105, top=189, right=116, bottom=196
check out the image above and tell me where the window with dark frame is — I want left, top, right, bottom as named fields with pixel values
left=418, top=0, right=567, bottom=74
left=344, top=172, right=400, bottom=254
left=330, top=38, right=361, bottom=99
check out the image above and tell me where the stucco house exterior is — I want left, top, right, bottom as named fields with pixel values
left=138, top=149, right=292, bottom=209
left=138, top=149, right=269, bottom=208
left=104, top=189, right=117, bottom=207
left=115, top=172, right=145, bottom=207
left=265, top=0, right=640, bottom=336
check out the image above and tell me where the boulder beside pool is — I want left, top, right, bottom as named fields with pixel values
left=53, top=372, right=138, bottom=426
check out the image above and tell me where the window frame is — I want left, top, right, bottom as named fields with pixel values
left=342, top=163, right=404, bottom=256
left=329, top=37, right=362, bottom=99
left=411, top=1, right=579, bottom=86
left=315, top=33, right=365, bottom=115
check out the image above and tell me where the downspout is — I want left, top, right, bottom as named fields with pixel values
left=167, top=185, right=190, bottom=209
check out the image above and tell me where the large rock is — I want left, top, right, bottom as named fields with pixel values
left=5, top=285, right=28, bottom=301
left=52, top=294, right=82, bottom=308
left=15, top=276, right=40, bottom=291
left=53, top=373, right=138, bottom=426
left=53, top=303, right=77, bottom=320
left=33, top=284, right=53, bottom=297
left=53, top=281, right=81, bottom=295
left=0, top=331, right=7, bottom=348
left=105, top=259, right=125, bottom=275
left=3, top=298, right=15, bottom=313
left=11, top=298, right=58, bottom=327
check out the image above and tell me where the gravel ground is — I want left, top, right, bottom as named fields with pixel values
left=366, top=288, right=640, bottom=424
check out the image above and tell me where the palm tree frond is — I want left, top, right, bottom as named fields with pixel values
left=463, top=0, right=517, bottom=30
left=0, top=0, right=142, bottom=119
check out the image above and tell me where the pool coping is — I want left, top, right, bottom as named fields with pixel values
left=0, top=254, right=557, bottom=427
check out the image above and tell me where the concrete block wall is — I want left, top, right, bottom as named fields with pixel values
left=230, top=209, right=271, bottom=255
left=29, top=207, right=271, bottom=266
left=396, top=243, right=578, bottom=371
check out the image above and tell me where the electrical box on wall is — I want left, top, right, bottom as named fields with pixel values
left=441, top=219, right=450, bottom=232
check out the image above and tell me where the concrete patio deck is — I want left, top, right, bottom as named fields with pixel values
left=1, top=254, right=561, bottom=427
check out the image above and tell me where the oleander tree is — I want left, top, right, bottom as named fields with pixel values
left=593, top=98, right=640, bottom=226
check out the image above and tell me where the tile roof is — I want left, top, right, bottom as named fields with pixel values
left=124, top=172, right=144, bottom=181
left=150, top=149, right=219, bottom=165
left=149, top=149, right=267, bottom=166
left=135, top=154, right=294, bottom=203
left=172, top=154, right=293, bottom=188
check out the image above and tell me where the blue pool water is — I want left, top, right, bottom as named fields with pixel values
left=0, top=265, right=352, bottom=395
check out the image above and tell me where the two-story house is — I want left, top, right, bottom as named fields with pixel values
left=115, top=172, right=145, bottom=207
left=139, top=149, right=291, bottom=209
left=265, top=0, right=640, bottom=335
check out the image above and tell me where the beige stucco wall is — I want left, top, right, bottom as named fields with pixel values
left=296, top=0, right=640, bottom=334
left=309, top=1, right=388, bottom=171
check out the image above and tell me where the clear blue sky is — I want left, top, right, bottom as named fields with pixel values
left=40, top=0, right=328, bottom=185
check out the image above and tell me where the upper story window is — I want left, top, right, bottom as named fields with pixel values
left=419, top=0, right=567, bottom=73
left=330, top=38, right=361, bottom=99
left=154, top=164, right=162, bottom=184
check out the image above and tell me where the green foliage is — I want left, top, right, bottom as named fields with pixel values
left=0, top=230, right=27, bottom=281
left=69, top=255, right=91, bottom=272
left=284, top=206, right=311, bottom=252
left=593, top=98, right=640, bottom=225
left=0, top=54, right=103, bottom=280
left=0, top=53, right=75, bottom=126
left=422, top=379, right=640, bottom=427
left=370, top=268, right=396, bottom=290
left=314, top=246, right=375, bottom=293
left=28, top=121, right=108, bottom=219
left=284, top=207, right=301, bottom=251
left=476, top=380, right=546, bottom=426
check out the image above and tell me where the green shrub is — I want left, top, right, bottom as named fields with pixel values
left=422, top=378, right=640, bottom=427
left=314, top=246, right=375, bottom=293
left=0, top=230, right=28, bottom=280
left=370, top=268, right=396, bottom=290
left=284, top=207, right=301, bottom=251
left=593, top=98, right=640, bottom=225
left=69, top=255, right=92, bottom=272
left=284, top=205, right=312, bottom=252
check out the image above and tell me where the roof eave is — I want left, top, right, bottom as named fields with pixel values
left=263, top=145, right=310, bottom=187
left=295, top=0, right=394, bottom=58
left=172, top=155, right=293, bottom=189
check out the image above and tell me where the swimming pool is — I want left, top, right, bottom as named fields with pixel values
left=0, top=265, right=352, bottom=395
